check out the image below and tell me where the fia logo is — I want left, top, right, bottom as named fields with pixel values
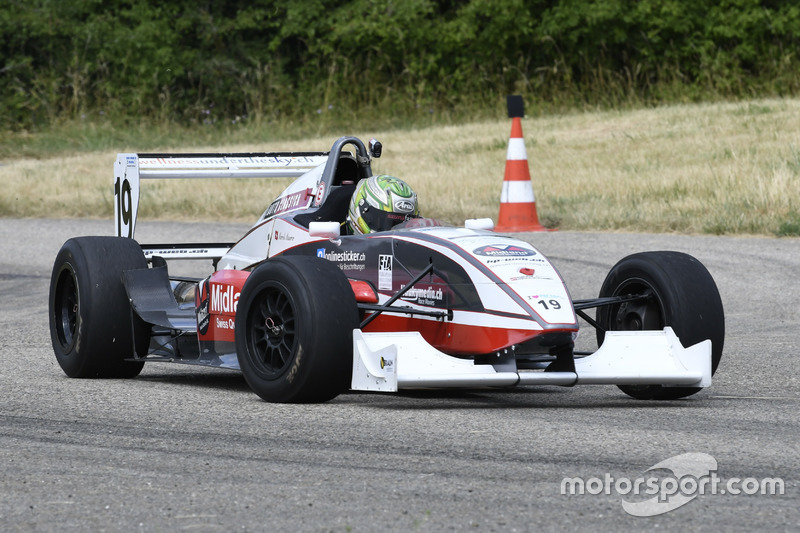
left=378, top=254, right=393, bottom=291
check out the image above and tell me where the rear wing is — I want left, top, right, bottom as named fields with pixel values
left=114, top=151, right=329, bottom=241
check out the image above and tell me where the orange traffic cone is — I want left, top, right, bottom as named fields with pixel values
left=495, top=116, right=552, bottom=232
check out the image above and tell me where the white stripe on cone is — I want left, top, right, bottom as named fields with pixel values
left=500, top=181, right=535, bottom=203
left=506, top=138, right=528, bottom=161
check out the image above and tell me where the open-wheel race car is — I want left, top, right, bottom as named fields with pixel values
left=49, top=136, right=725, bottom=403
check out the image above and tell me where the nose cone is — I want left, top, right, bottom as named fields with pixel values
left=468, top=241, right=577, bottom=329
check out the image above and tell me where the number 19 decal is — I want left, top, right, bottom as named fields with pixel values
left=537, top=299, right=561, bottom=310
left=115, top=176, right=133, bottom=238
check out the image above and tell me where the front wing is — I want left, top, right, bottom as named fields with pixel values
left=351, top=327, right=711, bottom=392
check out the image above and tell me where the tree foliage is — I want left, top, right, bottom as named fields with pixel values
left=2, top=0, right=799, bottom=130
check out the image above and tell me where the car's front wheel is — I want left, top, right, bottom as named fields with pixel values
left=596, top=251, right=725, bottom=400
left=235, top=256, right=359, bottom=403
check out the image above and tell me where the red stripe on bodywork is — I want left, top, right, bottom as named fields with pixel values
left=363, top=313, right=575, bottom=356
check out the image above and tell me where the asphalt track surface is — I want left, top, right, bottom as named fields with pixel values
left=1, top=218, right=798, bottom=532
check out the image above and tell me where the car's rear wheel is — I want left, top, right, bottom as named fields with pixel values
left=596, top=251, right=725, bottom=400
left=235, top=255, right=359, bottom=403
left=49, top=237, right=148, bottom=378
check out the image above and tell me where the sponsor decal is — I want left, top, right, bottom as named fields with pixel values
left=319, top=250, right=365, bottom=262
left=526, top=293, right=564, bottom=300
left=274, top=230, right=295, bottom=242
left=215, top=317, right=236, bottom=330
left=143, top=248, right=214, bottom=257
left=197, top=270, right=249, bottom=342
left=339, top=263, right=365, bottom=271
left=264, top=188, right=313, bottom=217
left=508, top=268, right=536, bottom=281
left=139, top=155, right=323, bottom=167
left=394, top=200, right=415, bottom=213
left=380, top=356, right=394, bottom=372
left=378, top=254, right=393, bottom=291
left=126, top=155, right=137, bottom=167
left=318, top=249, right=367, bottom=271
left=210, top=282, right=240, bottom=314
left=196, top=278, right=211, bottom=335
left=401, top=286, right=444, bottom=306
left=473, top=244, right=537, bottom=257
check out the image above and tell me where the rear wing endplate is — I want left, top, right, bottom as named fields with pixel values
left=113, top=151, right=329, bottom=240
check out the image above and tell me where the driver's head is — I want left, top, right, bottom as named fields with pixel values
left=346, top=175, right=419, bottom=234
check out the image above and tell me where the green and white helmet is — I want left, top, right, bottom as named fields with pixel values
left=347, top=175, right=419, bottom=234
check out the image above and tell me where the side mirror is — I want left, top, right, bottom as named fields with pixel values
left=309, top=221, right=341, bottom=241
left=465, top=218, right=495, bottom=231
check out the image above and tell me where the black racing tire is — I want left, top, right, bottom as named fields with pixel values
left=596, top=251, right=725, bottom=400
left=235, top=255, right=360, bottom=403
left=49, top=237, right=148, bottom=379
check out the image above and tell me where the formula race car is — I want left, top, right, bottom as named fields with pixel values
left=49, top=136, right=725, bottom=403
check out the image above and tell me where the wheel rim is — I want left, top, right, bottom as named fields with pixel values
left=53, top=265, right=79, bottom=351
left=608, top=278, right=664, bottom=332
left=246, top=283, right=297, bottom=378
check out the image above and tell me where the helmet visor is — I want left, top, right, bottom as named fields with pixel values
left=361, top=204, right=417, bottom=232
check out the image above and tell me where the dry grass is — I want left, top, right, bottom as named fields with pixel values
left=2, top=98, right=800, bottom=235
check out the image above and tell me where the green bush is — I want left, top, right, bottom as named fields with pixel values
left=2, top=0, right=799, bottom=131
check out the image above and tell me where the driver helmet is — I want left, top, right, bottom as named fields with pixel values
left=346, top=175, right=419, bottom=234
